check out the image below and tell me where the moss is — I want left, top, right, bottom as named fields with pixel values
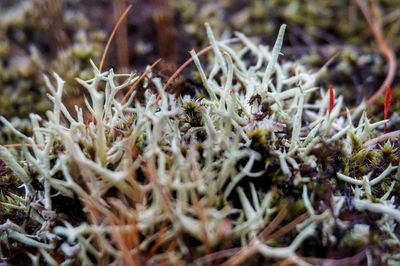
left=248, top=128, right=273, bottom=152
left=182, top=101, right=203, bottom=128
left=349, top=132, right=362, bottom=152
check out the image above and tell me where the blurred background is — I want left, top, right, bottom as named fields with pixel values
left=0, top=0, right=399, bottom=127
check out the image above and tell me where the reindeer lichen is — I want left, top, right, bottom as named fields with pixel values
left=0, top=24, right=399, bottom=265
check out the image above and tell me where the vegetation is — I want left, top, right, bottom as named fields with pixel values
left=1, top=1, right=400, bottom=265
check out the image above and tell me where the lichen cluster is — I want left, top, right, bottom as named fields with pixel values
left=1, top=24, right=400, bottom=265
left=2, top=0, right=400, bottom=128
left=173, top=0, right=400, bottom=117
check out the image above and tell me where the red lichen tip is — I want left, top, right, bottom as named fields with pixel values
left=384, top=86, right=392, bottom=133
left=328, top=84, right=335, bottom=115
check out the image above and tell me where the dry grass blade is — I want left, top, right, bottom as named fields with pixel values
left=113, top=0, right=130, bottom=71
left=221, top=212, right=309, bottom=266
left=264, top=213, right=308, bottom=241
left=191, top=248, right=242, bottom=266
left=3, top=143, right=35, bottom=148
left=121, top=58, right=162, bottom=104
left=271, top=249, right=368, bottom=266
left=220, top=243, right=258, bottom=266
left=258, top=207, right=287, bottom=241
left=301, top=249, right=367, bottom=266
left=108, top=203, right=141, bottom=266
left=142, top=157, right=173, bottom=218
left=271, top=259, right=296, bottom=266
left=162, top=38, right=239, bottom=93
left=191, top=189, right=212, bottom=256
left=99, top=4, right=133, bottom=73
left=154, top=37, right=239, bottom=105
left=355, top=0, right=397, bottom=106
left=147, top=227, right=168, bottom=258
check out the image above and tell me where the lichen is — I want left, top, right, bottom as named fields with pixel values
left=0, top=21, right=400, bottom=266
